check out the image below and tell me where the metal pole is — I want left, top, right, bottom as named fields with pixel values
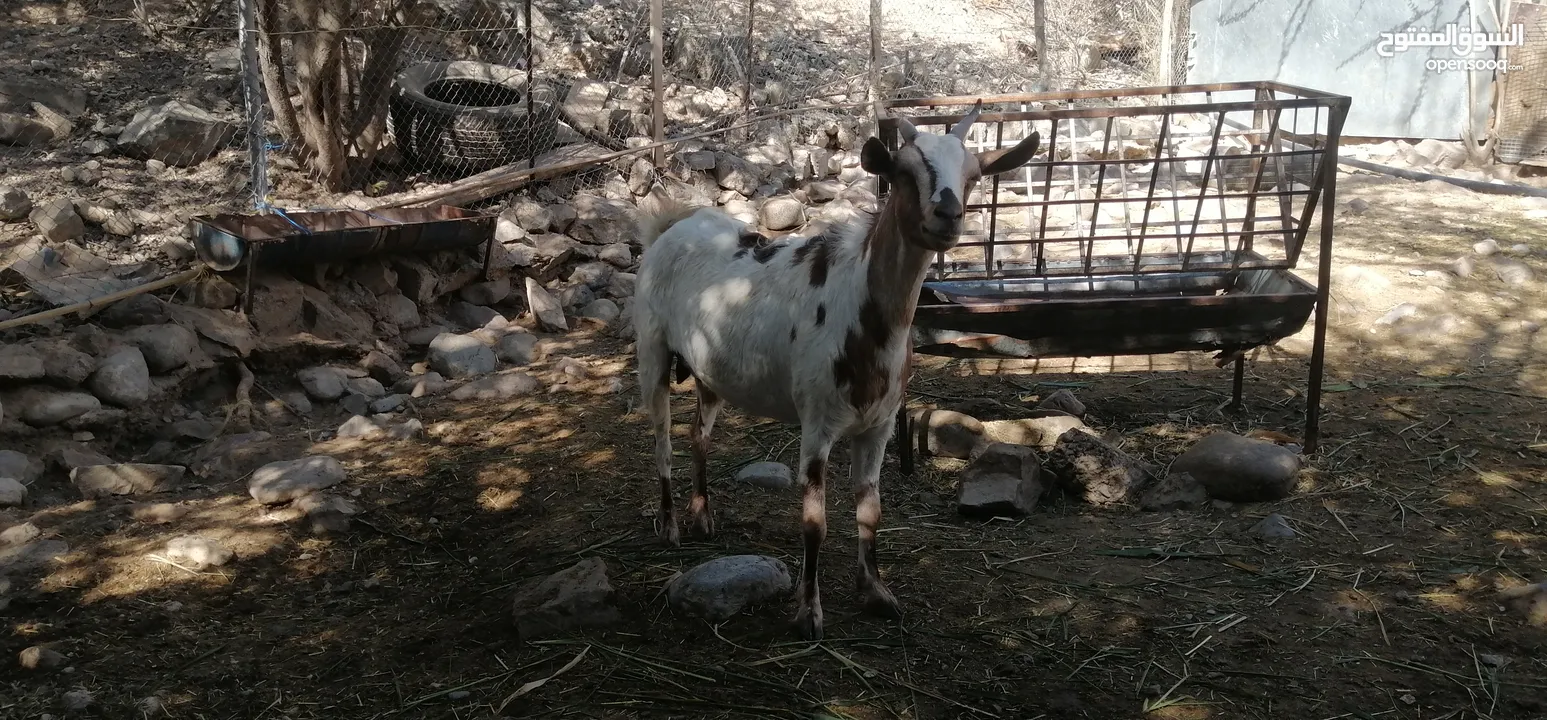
left=1033, top=0, right=1048, bottom=92
left=238, top=0, right=267, bottom=209
left=650, top=0, right=665, bottom=167
left=869, top=0, right=883, bottom=117
left=1302, top=103, right=1347, bottom=456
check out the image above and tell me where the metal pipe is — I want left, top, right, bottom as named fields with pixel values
left=237, top=0, right=267, bottom=207
left=1303, top=102, right=1348, bottom=455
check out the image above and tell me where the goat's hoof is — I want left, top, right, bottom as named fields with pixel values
left=656, top=512, right=680, bottom=547
left=686, top=495, right=714, bottom=539
left=859, top=582, right=903, bottom=620
left=792, top=605, right=824, bottom=641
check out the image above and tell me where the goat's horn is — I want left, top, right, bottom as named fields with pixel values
left=897, top=116, right=918, bottom=143
left=949, top=99, right=983, bottom=139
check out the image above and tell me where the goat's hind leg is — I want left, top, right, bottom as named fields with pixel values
left=687, top=382, right=724, bottom=539
left=638, top=338, right=679, bottom=546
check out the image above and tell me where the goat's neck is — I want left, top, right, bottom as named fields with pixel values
left=859, top=190, right=933, bottom=333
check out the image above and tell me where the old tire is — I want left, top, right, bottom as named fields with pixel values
left=388, top=60, right=560, bottom=176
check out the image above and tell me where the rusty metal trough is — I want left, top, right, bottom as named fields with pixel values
left=879, top=81, right=1351, bottom=472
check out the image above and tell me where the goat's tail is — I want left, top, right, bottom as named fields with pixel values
left=636, top=196, right=701, bottom=251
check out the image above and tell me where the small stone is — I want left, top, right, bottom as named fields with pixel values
left=7, top=387, right=101, bottom=426
left=1495, top=258, right=1534, bottom=286
left=509, top=198, right=553, bottom=232
left=459, top=278, right=511, bottom=306
left=2, top=522, right=43, bottom=546
left=392, top=372, right=450, bottom=398
left=665, top=555, right=792, bottom=622
left=1169, top=432, right=1302, bottom=502
left=449, top=301, right=502, bottom=329
left=136, top=696, right=167, bottom=717
left=1139, top=472, right=1210, bottom=511
left=0, top=477, right=27, bottom=506
left=297, top=366, right=349, bottom=401
left=1346, top=197, right=1370, bottom=215
left=98, top=294, right=170, bottom=328
left=497, top=332, right=540, bottom=366
left=1450, top=255, right=1474, bottom=278
left=599, top=243, right=633, bottom=268
left=427, top=333, right=498, bottom=379
left=0, top=345, right=45, bottom=381
left=403, top=324, right=447, bottom=348
left=1036, top=389, right=1087, bottom=418
left=61, top=688, right=94, bottom=712
left=512, top=557, right=622, bottom=639
left=87, top=347, right=152, bottom=407
left=736, top=461, right=793, bottom=489
left=807, top=180, right=843, bottom=202
left=0, top=538, right=67, bottom=571
left=346, top=376, right=386, bottom=399
left=192, top=276, right=240, bottom=308
left=957, top=443, right=1043, bottom=517
left=1509, top=242, right=1532, bottom=255
left=72, top=464, right=186, bottom=498
left=121, top=323, right=198, bottom=373
left=164, top=535, right=233, bottom=569
left=360, top=351, right=407, bottom=385
left=369, top=394, right=406, bottom=413
left=36, top=342, right=95, bottom=387
left=129, top=502, right=186, bottom=524
left=0, top=450, right=44, bottom=484
left=249, top=456, right=347, bottom=504
left=448, top=690, right=471, bottom=701
left=448, top=370, right=542, bottom=400
left=45, top=442, right=115, bottom=471
left=525, top=277, right=568, bottom=332
left=19, top=645, right=66, bottom=670
left=1250, top=513, right=1297, bottom=540
left=338, top=393, right=369, bottom=417
left=1473, top=238, right=1499, bottom=256
left=1373, top=302, right=1418, bottom=327
left=1043, top=429, right=1153, bottom=506
left=29, top=198, right=87, bottom=242
left=0, top=185, right=32, bottom=220
left=580, top=298, right=620, bottom=325
left=337, top=415, right=382, bottom=439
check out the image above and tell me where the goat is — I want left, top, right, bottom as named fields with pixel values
left=633, top=102, right=1041, bottom=639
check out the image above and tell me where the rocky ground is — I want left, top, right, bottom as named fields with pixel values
left=4, top=0, right=1547, bottom=719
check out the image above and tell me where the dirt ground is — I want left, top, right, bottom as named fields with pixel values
left=5, top=3, right=1547, bottom=720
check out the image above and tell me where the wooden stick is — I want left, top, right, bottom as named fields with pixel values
left=0, top=267, right=205, bottom=332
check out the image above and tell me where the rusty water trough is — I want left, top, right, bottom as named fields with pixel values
left=878, top=81, right=1351, bottom=470
left=189, top=205, right=496, bottom=313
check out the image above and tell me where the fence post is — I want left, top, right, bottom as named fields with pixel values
left=1158, top=0, right=1176, bottom=86
left=237, top=0, right=267, bottom=209
left=869, top=0, right=882, bottom=117
left=650, top=0, right=665, bottom=167
left=743, top=0, right=756, bottom=119
left=1033, top=0, right=1048, bottom=92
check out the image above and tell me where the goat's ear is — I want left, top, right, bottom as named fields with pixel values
left=860, top=137, right=894, bottom=176
left=978, top=131, right=1041, bottom=176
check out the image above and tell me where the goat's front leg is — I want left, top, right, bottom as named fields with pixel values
left=793, top=427, right=836, bottom=640
left=687, top=384, right=724, bottom=539
left=850, top=420, right=902, bottom=619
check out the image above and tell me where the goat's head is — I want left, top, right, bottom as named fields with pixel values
left=860, top=101, right=1042, bottom=252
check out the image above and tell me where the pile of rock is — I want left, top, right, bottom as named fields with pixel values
left=908, top=390, right=1305, bottom=518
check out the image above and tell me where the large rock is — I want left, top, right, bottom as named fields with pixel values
left=569, top=193, right=637, bottom=246
left=6, top=387, right=100, bottom=426
left=393, top=372, right=450, bottom=398
left=360, top=351, right=408, bottom=385
left=0, top=450, right=44, bottom=484
left=1168, top=432, right=1302, bottom=502
left=1043, top=428, right=1153, bottom=506
left=562, top=80, right=613, bottom=133
left=980, top=414, right=1091, bottom=452
left=525, top=277, right=568, bottom=331
left=448, top=370, right=541, bottom=400
left=448, top=301, right=502, bottom=329
left=0, top=112, right=54, bottom=145
left=187, top=431, right=279, bottom=481
left=72, top=464, right=186, bottom=498
left=665, top=555, right=792, bottom=622
left=0, top=478, right=25, bottom=506
left=714, top=153, right=762, bottom=195
left=508, top=198, right=552, bottom=233
left=1138, top=471, right=1209, bottom=511
left=35, top=342, right=95, bottom=387
left=164, top=535, right=234, bottom=570
left=88, top=347, right=152, bottom=407
left=0, top=185, right=31, bottom=220
left=512, top=557, right=622, bottom=639
left=0, top=539, right=69, bottom=573
left=497, top=332, right=540, bottom=366
left=377, top=293, right=421, bottom=328
left=427, top=333, right=498, bottom=379
left=44, top=441, right=115, bottom=471
left=458, top=278, right=511, bottom=306
left=122, top=323, right=199, bottom=373
left=115, top=100, right=238, bottom=166
left=957, top=443, right=1043, bottom=517
left=0, top=345, right=45, bottom=381
left=249, top=456, right=347, bottom=504
left=98, top=294, right=170, bottom=328
left=296, top=366, right=349, bottom=401
left=28, top=198, right=86, bottom=243
left=760, top=196, right=806, bottom=230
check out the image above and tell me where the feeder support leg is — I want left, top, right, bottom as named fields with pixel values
left=1231, top=355, right=1245, bottom=409
left=242, top=244, right=260, bottom=316
left=895, top=404, right=913, bottom=476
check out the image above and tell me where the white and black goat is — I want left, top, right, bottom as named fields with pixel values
left=633, top=102, right=1041, bottom=639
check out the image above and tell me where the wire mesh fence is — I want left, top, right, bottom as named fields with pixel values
left=1, top=0, right=1197, bottom=327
